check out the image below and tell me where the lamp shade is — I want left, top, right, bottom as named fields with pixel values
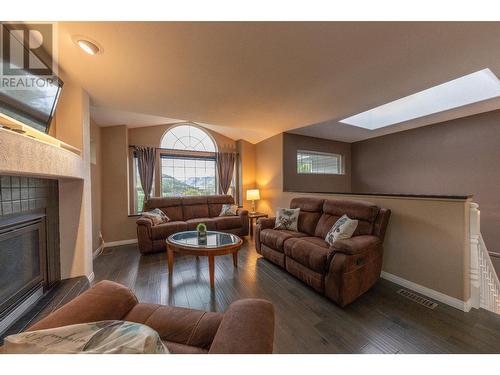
left=246, top=189, right=260, bottom=201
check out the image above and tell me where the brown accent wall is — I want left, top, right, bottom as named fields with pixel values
left=352, top=109, right=500, bottom=253
left=90, top=120, right=102, bottom=252
left=283, top=132, right=351, bottom=193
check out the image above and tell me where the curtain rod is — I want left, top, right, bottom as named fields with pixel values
left=128, top=145, right=238, bottom=154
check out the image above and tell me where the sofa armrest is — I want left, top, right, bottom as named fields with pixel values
left=257, top=217, right=275, bottom=230
left=27, top=281, right=138, bottom=331
left=209, top=299, right=275, bottom=354
left=238, top=208, right=249, bottom=217
left=137, top=216, right=153, bottom=228
left=331, top=235, right=381, bottom=255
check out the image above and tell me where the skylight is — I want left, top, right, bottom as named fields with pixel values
left=340, top=68, right=500, bottom=130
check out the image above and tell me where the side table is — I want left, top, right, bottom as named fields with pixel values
left=248, top=212, right=269, bottom=236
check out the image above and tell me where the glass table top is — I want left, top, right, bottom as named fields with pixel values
left=167, top=231, right=241, bottom=249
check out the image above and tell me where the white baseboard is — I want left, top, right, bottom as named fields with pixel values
left=381, top=271, right=471, bottom=312
left=103, top=239, right=138, bottom=248
left=92, top=245, right=104, bottom=259
left=87, top=272, right=95, bottom=283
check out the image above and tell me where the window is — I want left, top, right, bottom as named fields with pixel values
left=160, top=125, right=218, bottom=197
left=160, top=156, right=216, bottom=196
left=340, top=68, right=500, bottom=130
left=297, top=150, right=343, bottom=175
left=161, top=124, right=216, bottom=151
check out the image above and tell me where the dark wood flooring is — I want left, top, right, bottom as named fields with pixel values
left=3, top=237, right=500, bottom=353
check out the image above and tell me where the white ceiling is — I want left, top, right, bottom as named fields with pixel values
left=56, top=22, right=500, bottom=143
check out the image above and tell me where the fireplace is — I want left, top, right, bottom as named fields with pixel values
left=0, top=214, right=46, bottom=319
left=0, top=175, right=60, bottom=334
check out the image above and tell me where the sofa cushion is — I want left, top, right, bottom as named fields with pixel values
left=290, top=197, right=324, bottom=236
left=259, top=228, right=306, bottom=252
left=284, top=237, right=333, bottom=273
left=185, top=218, right=217, bottom=231
left=315, top=199, right=379, bottom=238
left=151, top=221, right=188, bottom=240
left=164, top=341, right=208, bottom=354
left=144, top=197, right=184, bottom=221
left=182, top=196, right=210, bottom=220
left=215, top=216, right=243, bottom=230
left=207, top=195, right=235, bottom=217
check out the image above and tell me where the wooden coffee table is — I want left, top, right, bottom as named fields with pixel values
left=166, top=230, right=243, bottom=288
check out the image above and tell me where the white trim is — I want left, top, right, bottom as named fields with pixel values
left=103, top=239, right=138, bottom=248
left=87, top=272, right=95, bottom=283
left=92, top=244, right=104, bottom=259
left=381, top=271, right=471, bottom=312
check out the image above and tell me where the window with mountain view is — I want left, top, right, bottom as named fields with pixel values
left=159, top=125, right=217, bottom=197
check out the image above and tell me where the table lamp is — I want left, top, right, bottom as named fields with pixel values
left=246, top=189, right=260, bottom=213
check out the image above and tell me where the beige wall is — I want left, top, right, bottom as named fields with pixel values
left=255, top=132, right=471, bottom=302
left=128, top=124, right=237, bottom=151
left=100, top=125, right=136, bottom=243
left=283, top=132, right=351, bottom=193
left=54, top=72, right=93, bottom=280
left=237, top=139, right=256, bottom=210
left=99, top=123, right=247, bottom=243
left=90, top=120, right=102, bottom=252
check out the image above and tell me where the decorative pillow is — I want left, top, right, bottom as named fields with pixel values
left=2, top=320, right=168, bottom=354
left=219, top=204, right=239, bottom=216
left=325, top=214, right=358, bottom=246
left=274, top=208, right=300, bottom=231
left=142, top=208, right=169, bottom=225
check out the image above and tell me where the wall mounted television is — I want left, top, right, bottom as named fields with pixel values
left=0, top=25, right=63, bottom=134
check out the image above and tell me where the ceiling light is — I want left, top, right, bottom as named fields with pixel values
left=77, top=40, right=99, bottom=55
left=340, top=68, right=500, bottom=130
left=72, top=36, right=102, bottom=55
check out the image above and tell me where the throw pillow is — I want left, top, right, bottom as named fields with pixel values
left=142, top=208, right=169, bottom=225
left=219, top=204, right=239, bottom=216
left=2, top=320, right=168, bottom=354
left=274, top=208, right=300, bottom=231
left=325, top=214, right=358, bottom=246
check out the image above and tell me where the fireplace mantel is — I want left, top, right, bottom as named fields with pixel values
left=0, top=127, right=84, bottom=180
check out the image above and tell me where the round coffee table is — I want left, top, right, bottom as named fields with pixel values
left=166, top=231, right=243, bottom=288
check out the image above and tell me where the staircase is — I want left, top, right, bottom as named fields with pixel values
left=470, top=203, right=500, bottom=314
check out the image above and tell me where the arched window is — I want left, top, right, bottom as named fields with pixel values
left=161, top=125, right=216, bottom=152
left=159, top=124, right=217, bottom=197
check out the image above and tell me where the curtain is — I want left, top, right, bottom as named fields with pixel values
left=217, top=152, right=236, bottom=195
left=134, top=146, right=156, bottom=201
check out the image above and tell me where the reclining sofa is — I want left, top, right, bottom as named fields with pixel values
left=255, top=197, right=391, bottom=306
left=26, top=280, right=275, bottom=354
left=137, top=195, right=248, bottom=254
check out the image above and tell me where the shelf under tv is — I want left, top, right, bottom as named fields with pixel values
left=0, top=112, right=81, bottom=156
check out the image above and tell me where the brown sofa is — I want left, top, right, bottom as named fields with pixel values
left=255, top=197, right=391, bottom=307
left=137, top=195, right=249, bottom=254
left=26, top=280, right=275, bottom=354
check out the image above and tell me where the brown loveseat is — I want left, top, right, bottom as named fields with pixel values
left=255, top=197, right=391, bottom=306
left=26, top=280, right=275, bottom=354
left=137, top=195, right=249, bottom=254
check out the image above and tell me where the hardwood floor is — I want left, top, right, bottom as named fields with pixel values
left=92, top=238, right=500, bottom=354
left=3, top=237, right=500, bottom=353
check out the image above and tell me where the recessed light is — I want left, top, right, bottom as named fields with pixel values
left=340, top=68, right=500, bottom=130
left=72, top=35, right=103, bottom=55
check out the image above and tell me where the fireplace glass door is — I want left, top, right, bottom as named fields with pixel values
left=0, top=219, right=46, bottom=318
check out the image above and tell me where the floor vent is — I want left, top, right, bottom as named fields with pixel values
left=396, top=289, right=438, bottom=309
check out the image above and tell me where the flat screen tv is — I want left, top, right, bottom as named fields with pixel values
left=0, top=26, right=63, bottom=134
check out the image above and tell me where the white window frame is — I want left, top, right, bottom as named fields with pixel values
left=296, top=149, right=344, bottom=175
